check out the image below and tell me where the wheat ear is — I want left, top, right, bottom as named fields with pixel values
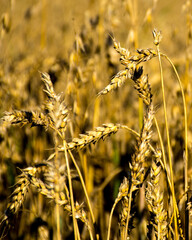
left=58, top=123, right=120, bottom=151
left=97, top=36, right=157, bottom=96
left=2, top=167, right=36, bottom=223
left=146, top=150, right=168, bottom=240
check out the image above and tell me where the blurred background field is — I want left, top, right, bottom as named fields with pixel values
left=0, top=0, right=192, bottom=239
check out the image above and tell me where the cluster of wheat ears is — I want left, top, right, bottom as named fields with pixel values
left=0, top=23, right=191, bottom=240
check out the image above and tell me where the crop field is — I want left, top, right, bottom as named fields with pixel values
left=0, top=0, right=192, bottom=239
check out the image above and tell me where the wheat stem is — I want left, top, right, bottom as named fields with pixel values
left=68, top=150, right=96, bottom=225
left=63, top=141, right=79, bottom=240
left=162, top=53, right=189, bottom=240
left=161, top=54, right=188, bottom=190
left=54, top=135, right=61, bottom=240
left=156, top=43, right=179, bottom=239
left=107, top=200, right=117, bottom=240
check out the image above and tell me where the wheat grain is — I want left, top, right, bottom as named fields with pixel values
left=2, top=167, right=36, bottom=223
left=97, top=70, right=128, bottom=96
left=58, top=123, right=120, bottom=151
left=146, top=150, right=168, bottom=240
left=98, top=37, right=156, bottom=97
left=2, top=110, right=50, bottom=128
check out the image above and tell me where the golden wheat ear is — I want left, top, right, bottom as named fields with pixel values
left=58, top=123, right=120, bottom=151
left=2, top=110, right=50, bottom=128
left=1, top=167, right=37, bottom=224
left=97, top=70, right=128, bottom=96
left=146, top=151, right=168, bottom=240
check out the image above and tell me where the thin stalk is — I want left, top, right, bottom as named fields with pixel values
left=68, top=151, right=94, bottom=240
left=54, top=135, right=61, bottom=240
left=157, top=46, right=178, bottom=239
left=120, top=125, right=141, bottom=136
left=155, top=113, right=184, bottom=240
left=63, top=141, right=79, bottom=240
left=68, top=150, right=95, bottom=225
left=162, top=54, right=188, bottom=190
left=153, top=116, right=174, bottom=192
left=161, top=54, right=188, bottom=181
left=162, top=53, right=189, bottom=239
left=107, top=201, right=118, bottom=240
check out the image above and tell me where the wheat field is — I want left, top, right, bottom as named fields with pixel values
left=0, top=0, right=192, bottom=239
